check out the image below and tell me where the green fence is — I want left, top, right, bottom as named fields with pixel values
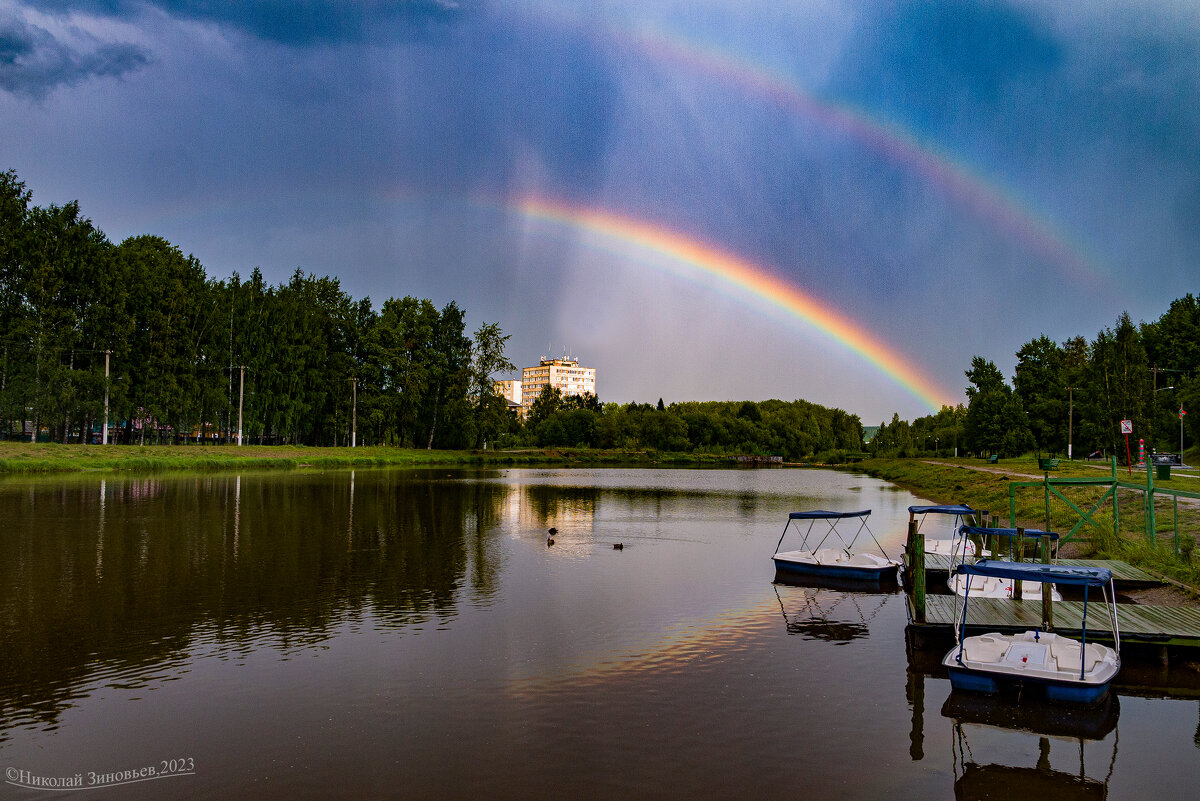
left=1009, top=457, right=1200, bottom=555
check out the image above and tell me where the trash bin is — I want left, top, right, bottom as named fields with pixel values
left=1157, top=464, right=1171, bottom=480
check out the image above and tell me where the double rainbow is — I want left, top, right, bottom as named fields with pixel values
left=514, top=197, right=958, bottom=412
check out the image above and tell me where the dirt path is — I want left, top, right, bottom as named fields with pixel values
left=920, top=460, right=1048, bottom=481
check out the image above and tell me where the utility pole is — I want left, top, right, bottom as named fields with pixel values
left=102, top=350, right=111, bottom=445
left=237, top=366, right=246, bottom=446
left=350, top=377, right=357, bottom=448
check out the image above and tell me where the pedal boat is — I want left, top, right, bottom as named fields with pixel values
left=773, top=509, right=900, bottom=584
left=942, top=561, right=1120, bottom=705
left=945, top=526, right=1062, bottom=602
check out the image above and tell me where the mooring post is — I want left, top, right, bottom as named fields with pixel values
left=910, top=520, right=926, bottom=624
left=1011, top=527, right=1024, bottom=600
left=1041, top=533, right=1053, bottom=631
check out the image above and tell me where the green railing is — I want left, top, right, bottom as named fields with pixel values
left=1009, top=456, right=1200, bottom=554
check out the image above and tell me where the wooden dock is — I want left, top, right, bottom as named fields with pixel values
left=917, top=553, right=1162, bottom=588
left=922, top=595, right=1200, bottom=647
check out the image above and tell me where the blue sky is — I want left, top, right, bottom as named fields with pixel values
left=2, top=1, right=1198, bottom=422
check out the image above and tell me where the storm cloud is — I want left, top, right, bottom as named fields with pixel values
left=22, top=0, right=464, bottom=44
left=0, top=12, right=148, bottom=97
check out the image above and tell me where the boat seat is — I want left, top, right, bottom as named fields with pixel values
left=814, top=548, right=845, bottom=565
left=962, top=634, right=1007, bottom=663
left=1051, top=641, right=1108, bottom=673
left=846, top=552, right=887, bottom=567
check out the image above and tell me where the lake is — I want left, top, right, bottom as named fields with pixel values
left=1, top=467, right=1198, bottom=799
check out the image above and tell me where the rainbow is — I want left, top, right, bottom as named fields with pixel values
left=514, top=197, right=958, bottom=411
left=595, top=20, right=1108, bottom=290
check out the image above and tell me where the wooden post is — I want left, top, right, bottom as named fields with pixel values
left=909, top=520, right=925, bottom=624
left=1041, top=534, right=1054, bottom=631
left=1012, top=527, right=1024, bottom=600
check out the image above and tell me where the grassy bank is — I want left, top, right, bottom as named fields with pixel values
left=0, top=442, right=733, bottom=475
left=849, top=457, right=1200, bottom=593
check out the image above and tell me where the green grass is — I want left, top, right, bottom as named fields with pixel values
left=0, top=442, right=733, bottom=475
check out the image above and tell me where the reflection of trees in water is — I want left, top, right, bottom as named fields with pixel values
left=0, top=470, right=508, bottom=733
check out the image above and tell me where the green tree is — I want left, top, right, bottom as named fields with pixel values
left=0, top=170, right=32, bottom=435
left=526, top=385, right=564, bottom=429
left=1085, top=312, right=1150, bottom=462
left=964, top=356, right=1033, bottom=457
left=1013, top=336, right=1066, bottom=454
left=469, top=321, right=516, bottom=448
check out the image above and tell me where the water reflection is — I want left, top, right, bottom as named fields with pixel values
left=3, top=467, right=1198, bottom=799
left=0, top=470, right=510, bottom=734
left=773, top=584, right=895, bottom=643
left=944, top=692, right=1119, bottom=801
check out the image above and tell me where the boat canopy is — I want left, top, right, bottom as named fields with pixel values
left=775, top=509, right=890, bottom=562
left=959, top=525, right=1059, bottom=541
left=909, top=504, right=982, bottom=516
left=957, top=559, right=1112, bottom=587
left=788, top=509, right=871, bottom=520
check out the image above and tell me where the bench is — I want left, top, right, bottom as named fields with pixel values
left=1038, top=458, right=1060, bottom=470
left=986, top=454, right=999, bottom=464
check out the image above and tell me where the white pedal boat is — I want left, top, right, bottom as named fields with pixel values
left=943, top=560, right=1120, bottom=704
left=773, top=509, right=901, bottom=584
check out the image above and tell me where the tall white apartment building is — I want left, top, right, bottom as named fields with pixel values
left=520, top=356, right=597, bottom=413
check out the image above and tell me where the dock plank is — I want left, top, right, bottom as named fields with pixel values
left=924, top=596, right=1200, bottom=644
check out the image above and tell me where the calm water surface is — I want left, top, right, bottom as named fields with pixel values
left=1, top=467, right=1198, bottom=799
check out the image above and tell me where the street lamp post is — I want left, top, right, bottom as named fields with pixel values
left=1066, top=386, right=1074, bottom=460
left=349, top=378, right=357, bottom=448
left=237, top=366, right=245, bottom=446
left=102, top=350, right=110, bottom=445
left=1156, top=385, right=1176, bottom=457
left=1152, top=383, right=1180, bottom=460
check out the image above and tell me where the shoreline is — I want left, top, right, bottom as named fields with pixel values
left=0, top=442, right=741, bottom=476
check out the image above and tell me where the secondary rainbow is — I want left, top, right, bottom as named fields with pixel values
left=515, top=197, right=957, bottom=411
left=576, top=16, right=1109, bottom=291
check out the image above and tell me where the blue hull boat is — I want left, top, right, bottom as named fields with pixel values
left=772, top=509, right=901, bottom=586
left=942, top=560, right=1121, bottom=705
left=772, top=555, right=898, bottom=583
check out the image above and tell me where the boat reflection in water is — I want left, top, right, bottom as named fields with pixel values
left=773, top=579, right=898, bottom=644
left=942, top=690, right=1119, bottom=801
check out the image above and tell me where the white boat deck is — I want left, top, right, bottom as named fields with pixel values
left=944, top=630, right=1119, bottom=686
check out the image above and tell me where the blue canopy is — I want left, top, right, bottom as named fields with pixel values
left=956, top=559, right=1112, bottom=587
left=959, top=525, right=1060, bottom=541
left=908, top=504, right=983, bottom=516
left=788, top=509, right=871, bottom=520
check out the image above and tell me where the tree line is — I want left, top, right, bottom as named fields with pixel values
left=0, top=169, right=517, bottom=447
left=1, top=168, right=865, bottom=457
left=517, top=390, right=864, bottom=461
left=869, top=301, right=1200, bottom=461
